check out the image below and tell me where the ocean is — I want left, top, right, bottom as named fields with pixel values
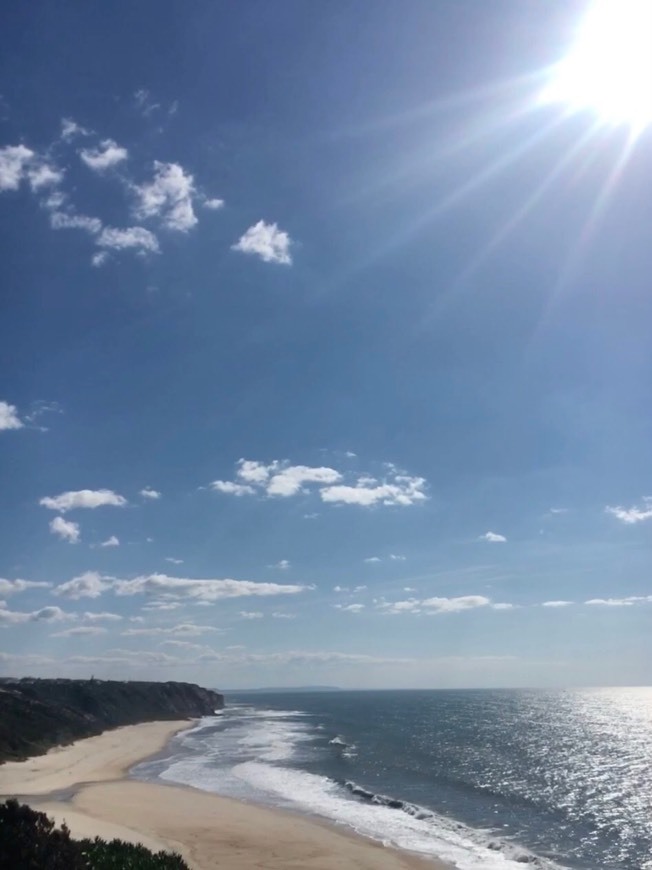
left=133, top=688, right=652, bottom=869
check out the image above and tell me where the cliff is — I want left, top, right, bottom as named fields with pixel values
left=0, top=678, right=223, bottom=763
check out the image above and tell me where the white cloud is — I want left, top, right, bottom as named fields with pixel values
left=80, top=139, right=128, bottom=171
left=49, top=516, right=80, bottom=544
left=100, top=535, right=120, bottom=548
left=40, top=489, right=127, bottom=512
left=140, top=487, right=161, bottom=500
left=97, top=226, right=159, bottom=253
left=269, top=560, right=290, bottom=570
left=542, top=600, right=573, bottom=608
left=53, top=571, right=111, bottom=599
left=320, top=475, right=427, bottom=507
left=585, top=596, right=652, bottom=607
left=27, top=162, right=64, bottom=191
left=61, top=118, right=92, bottom=141
left=0, top=604, right=72, bottom=626
left=82, top=611, right=122, bottom=623
left=0, top=578, right=50, bottom=596
left=113, top=573, right=309, bottom=602
left=390, top=554, right=407, bottom=561
left=605, top=498, right=652, bottom=524
left=210, top=480, right=255, bottom=496
left=122, top=623, right=220, bottom=637
left=239, top=611, right=264, bottom=620
left=491, top=603, right=515, bottom=611
left=213, top=458, right=427, bottom=509
left=271, top=612, right=296, bottom=619
left=478, top=532, right=507, bottom=543
left=237, top=459, right=277, bottom=484
left=50, top=212, right=102, bottom=234
left=333, top=585, right=349, bottom=593
left=165, top=557, right=184, bottom=565
left=231, top=220, right=292, bottom=265
left=133, top=161, right=198, bottom=232
left=0, top=401, right=24, bottom=431
left=52, top=626, right=107, bottom=638
left=335, top=603, right=365, bottom=613
left=267, top=465, right=341, bottom=497
left=0, top=145, right=34, bottom=191
left=364, top=556, right=381, bottom=563
left=91, top=251, right=108, bottom=268
left=380, top=595, right=492, bottom=615
left=203, top=198, right=224, bottom=210
left=159, top=640, right=211, bottom=651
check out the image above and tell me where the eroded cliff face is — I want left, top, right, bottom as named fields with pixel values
left=0, top=678, right=223, bottom=762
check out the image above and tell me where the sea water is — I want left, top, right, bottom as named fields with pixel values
left=133, top=688, right=652, bottom=869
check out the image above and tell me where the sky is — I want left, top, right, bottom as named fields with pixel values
left=1, top=0, right=651, bottom=689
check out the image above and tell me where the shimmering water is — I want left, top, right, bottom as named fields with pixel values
left=134, top=688, right=652, bottom=869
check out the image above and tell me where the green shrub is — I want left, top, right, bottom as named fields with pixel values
left=0, top=800, right=189, bottom=869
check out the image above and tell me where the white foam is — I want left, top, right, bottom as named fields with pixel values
left=230, top=761, right=560, bottom=870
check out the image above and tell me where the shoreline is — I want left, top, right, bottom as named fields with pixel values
left=0, top=720, right=452, bottom=870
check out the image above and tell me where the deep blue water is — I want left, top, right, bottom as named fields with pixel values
left=134, top=688, right=652, bottom=869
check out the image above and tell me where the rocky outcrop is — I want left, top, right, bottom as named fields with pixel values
left=0, top=678, right=223, bottom=763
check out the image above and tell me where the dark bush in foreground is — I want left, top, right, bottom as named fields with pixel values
left=0, top=800, right=189, bottom=869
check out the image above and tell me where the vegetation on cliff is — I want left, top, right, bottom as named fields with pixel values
left=0, top=678, right=223, bottom=763
left=0, top=799, right=189, bottom=868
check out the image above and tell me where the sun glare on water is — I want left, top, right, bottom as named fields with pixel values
left=543, top=0, right=652, bottom=133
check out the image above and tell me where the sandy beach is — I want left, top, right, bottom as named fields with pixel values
left=0, top=720, right=450, bottom=870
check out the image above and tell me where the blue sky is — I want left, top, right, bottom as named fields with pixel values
left=1, top=0, right=651, bottom=689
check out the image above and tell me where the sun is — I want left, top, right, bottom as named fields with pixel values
left=542, top=0, right=652, bottom=132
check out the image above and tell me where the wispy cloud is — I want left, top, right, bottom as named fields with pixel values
left=100, top=535, right=120, bottom=548
left=478, top=531, right=507, bottom=543
left=239, top=611, right=264, bottom=620
left=165, top=557, right=184, bottom=565
left=80, top=139, right=128, bottom=171
left=140, top=487, right=161, bottom=500
left=53, top=571, right=112, bottom=599
left=335, top=603, right=365, bottom=613
left=0, top=578, right=51, bottom=596
left=605, top=498, right=652, bottom=524
left=82, top=611, right=122, bottom=623
left=542, top=600, right=573, bottom=607
left=585, top=595, right=652, bottom=607
left=268, top=560, right=290, bottom=570
left=122, top=623, right=220, bottom=637
left=113, top=573, right=309, bottom=603
left=40, top=489, right=127, bottom=512
left=97, top=225, right=160, bottom=254
left=49, top=516, right=80, bottom=544
left=51, top=626, right=107, bottom=638
left=231, top=220, right=292, bottom=265
left=60, top=118, right=92, bottom=141
left=0, top=400, right=24, bottom=431
left=0, top=605, right=73, bottom=626
left=379, top=595, right=494, bottom=615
